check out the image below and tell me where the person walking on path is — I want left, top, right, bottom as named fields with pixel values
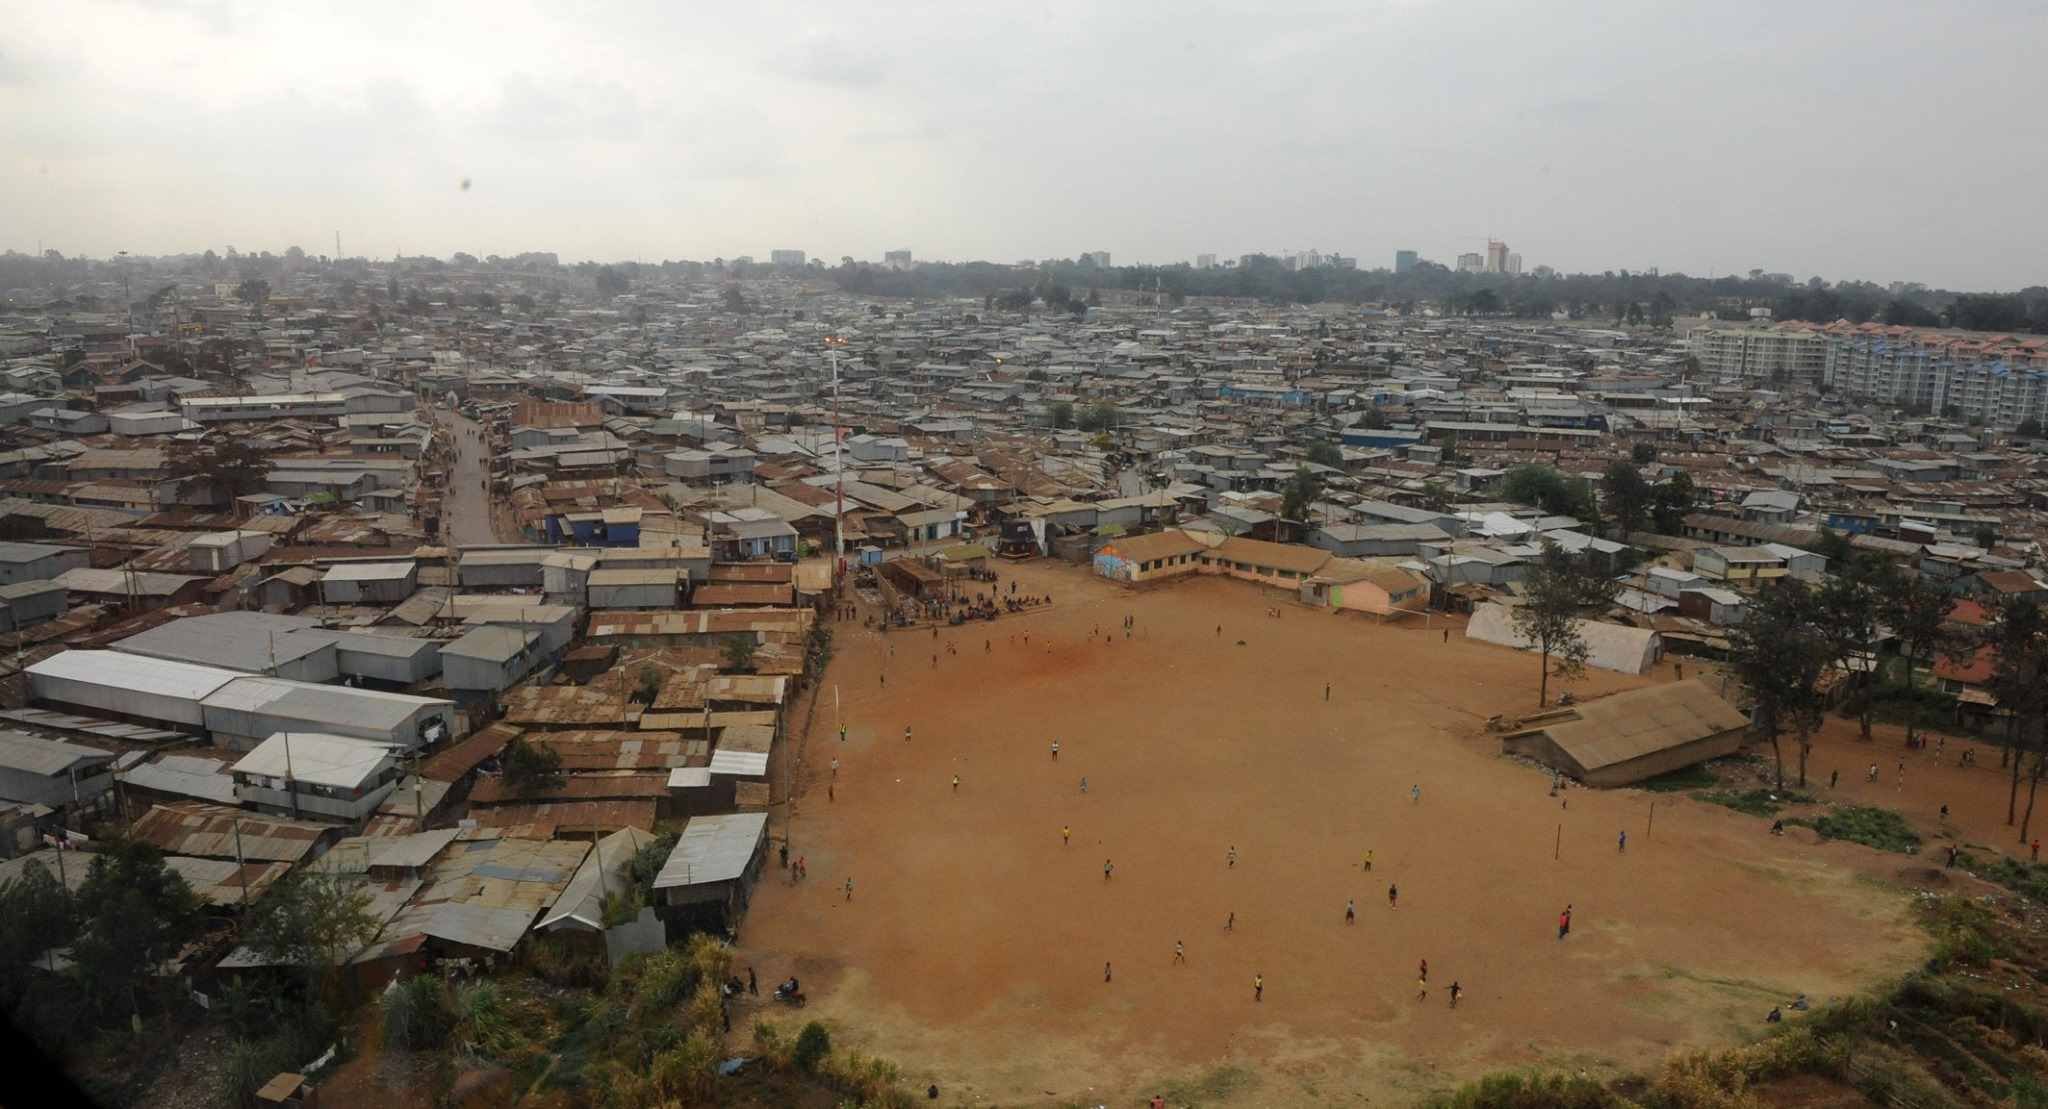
left=1104, top=858, right=1113, bottom=881
left=1940, top=804, right=1948, bottom=823
left=1325, top=682, right=1331, bottom=701
left=1443, top=628, right=1449, bottom=644
left=1080, top=777, right=1088, bottom=793
left=844, top=877, right=854, bottom=902
left=1388, top=884, right=1398, bottom=909
left=828, top=782, right=834, bottom=802
left=1254, top=973, right=1263, bottom=1002
left=1829, top=768, right=1838, bottom=789
left=1417, top=977, right=1429, bottom=1002
left=1618, top=830, right=1627, bottom=854
left=1559, top=905, right=1572, bottom=939
left=1228, top=846, right=1236, bottom=869
left=1225, top=912, right=1235, bottom=932
left=952, top=774, right=960, bottom=793
left=1173, top=941, right=1186, bottom=965
left=1363, top=850, right=1373, bottom=871
left=1449, top=981, right=1462, bottom=1008
left=1411, top=784, right=1421, bottom=804
left=1062, top=825, right=1071, bottom=847
left=1419, top=958, right=1428, bottom=981
left=1104, top=962, right=1112, bottom=983
left=748, top=967, right=758, bottom=995
left=839, top=723, right=847, bottom=743
left=904, top=725, right=912, bottom=742
left=1345, top=899, right=1355, bottom=923
left=2034, top=839, right=2041, bottom=862
left=1051, top=740, right=1059, bottom=760
left=831, top=757, right=839, bottom=779
left=1868, top=763, right=1879, bottom=783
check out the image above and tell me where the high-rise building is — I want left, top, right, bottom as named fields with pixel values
left=1507, top=252, right=1523, bottom=276
left=770, top=249, right=806, bottom=267
left=883, top=249, right=913, bottom=270
left=1083, top=251, right=1112, bottom=268
left=1196, top=253, right=1217, bottom=269
left=1486, top=240, right=1509, bottom=273
left=1688, top=323, right=1830, bottom=384
left=1394, top=250, right=1419, bottom=273
left=1456, top=252, right=1484, bottom=273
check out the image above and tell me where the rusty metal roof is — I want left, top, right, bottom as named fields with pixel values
left=130, top=801, right=330, bottom=863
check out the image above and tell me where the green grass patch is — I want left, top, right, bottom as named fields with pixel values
left=1638, top=766, right=1719, bottom=792
left=1695, top=789, right=1813, bottom=817
left=1418, top=1069, right=1618, bottom=1108
left=1811, top=805, right=1922, bottom=854
left=1155, top=1063, right=1254, bottom=1107
left=1958, top=852, right=2048, bottom=902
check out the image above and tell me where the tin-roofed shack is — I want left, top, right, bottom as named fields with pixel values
left=651, top=811, right=769, bottom=939
left=1500, top=681, right=1751, bottom=787
left=0, top=731, right=114, bottom=812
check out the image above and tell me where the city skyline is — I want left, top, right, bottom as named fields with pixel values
left=5, top=1, right=2044, bottom=290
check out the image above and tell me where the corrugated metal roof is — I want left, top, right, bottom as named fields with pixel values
left=202, top=676, right=451, bottom=732
left=28, top=649, right=241, bottom=701
left=654, top=812, right=768, bottom=889
left=119, top=755, right=238, bottom=803
left=707, top=749, right=769, bottom=777
left=667, top=767, right=712, bottom=789
left=1524, top=682, right=1751, bottom=772
left=467, top=801, right=656, bottom=838
left=131, top=801, right=328, bottom=862
left=114, top=612, right=336, bottom=673
left=232, top=733, right=401, bottom=789
left=163, top=855, right=292, bottom=907
left=321, top=561, right=416, bottom=581
left=441, top=625, right=537, bottom=662
left=363, top=833, right=589, bottom=956
left=420, top=723, right=520, bottom=783
left=537, top=826, right=656, bottom=931
left=0, top=731, right=112, bottom=776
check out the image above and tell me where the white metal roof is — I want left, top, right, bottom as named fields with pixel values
left=118, top=755, right=239, bottom=803
left=28, top=650, right=241, bottom=701
left=707, top=749, right=769, bottom=777
left=203, top=676, right=451, bottom=732
left=440, top=626, right=537, bottom=662
left=0, top=731, right=112, bottom=777
left=666, top=767, right=712, bottom=789
left=321, top=561, right=417, bottom=582
left=232, top=733, right=400, bottom=789
left=654, top=812, right=768, bottom=889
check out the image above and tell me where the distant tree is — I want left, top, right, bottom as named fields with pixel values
left=1304, top=440, right=1343, bottom=467
left=70, top=835, right=202, bottom=1020
left=1812, top=559, right=1886, bottom=739
left=1085, top=288, right=1101, bottom=307
left=1510, top=541, right=1607, bottom=708
left=1046, top=400, right=1075, bottom=429
left=1948, top=293, right=2029, bottom=332
left=1279, top=465, right=1320, bottom=524
left=1882, top=299, right=1941, bottom=327
left=167, top=438, right=274, bottom=504
left=1974, top=524, right=1999, bottom=551
left=233, top=278, right=270, bottom=309
left=2018, top=417, right=2043, bottom=437
left=1025, top=369, right=1048, bottom=382
left=721, top=285, right=747, bottom=313
left=502, top=737, right=564, bottom=799
left=1498, top=464, right=1597, bottom=520
left=239, top=870, right=382, bottom=1005
left=1630, top=441, right=1658, bottom=464
left=1727, top=582, right=1830, bottom=788
left=509, top=293, right=537, bottom=313
left=1076, top=401, right=1120, bottom=433
left=997, top=288, right=1034, bottom=314
left=1883, top=570, right=1953, bottom=750
left=1650, top=471, right=1698, bottom=534
left=1359, top=405, right=1391, bottom=430
left=1599, top=459, right=1652, bottom=538
left=595, top=266, right=631, bottom=297
left=1466, top=288, right=1502, bottom=315
left=720, top=635, right=757, bottom=673
left=0, top=859, right=73, bottom=1008
left=1978, top=598, right=2048, bottom=832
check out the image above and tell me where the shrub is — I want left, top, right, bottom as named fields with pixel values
left=1812, top=806, right=1921, bottom=854
left=1696, top=789, right=1812, bottom=817
left=449, top=980, right=517, bottom=1059
left=793, top=1020, right=832, bottom=1072
left=1421, top=1069, right=1615, bottom=1108
left=382, top=974, right=453, bottom=1051
left=751, top=1017, right=790, bottom=1072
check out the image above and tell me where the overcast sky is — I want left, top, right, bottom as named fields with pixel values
left=5, top=0, right=2043, bottom=289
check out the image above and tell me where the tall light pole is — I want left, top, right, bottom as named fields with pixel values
left=117, top=251, right=134, bottom=358
left=826, top=336, right=847, bottom=579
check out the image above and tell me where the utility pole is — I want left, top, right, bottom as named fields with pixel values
left=827, top=336, right=847, bottom=579
left=118, top=251, right=134, bottom=358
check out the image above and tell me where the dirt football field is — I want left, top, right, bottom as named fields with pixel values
left=737, top=561, right=1934, bottom=1107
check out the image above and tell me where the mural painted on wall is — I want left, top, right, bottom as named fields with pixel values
left=1093, top=553, right=1132, bottom=581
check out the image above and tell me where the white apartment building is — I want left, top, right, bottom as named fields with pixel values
left=1826, top=332, right=2048, bottom=427
left=1687, top=324, right=1830, bottom=385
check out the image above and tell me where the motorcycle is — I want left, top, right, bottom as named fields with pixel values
left=773, top=981, right=806, bottom=1007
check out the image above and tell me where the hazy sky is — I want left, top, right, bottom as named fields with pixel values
left=5, top=0, right=2043, bottom=289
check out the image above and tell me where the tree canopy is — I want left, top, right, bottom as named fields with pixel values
left=1498, top=464, right=1598, bottom=520
left=1509, top=541, right=1613, bottom=707
left=70, top=836, right=203, bottom=1019
left=167, top=437, right=275, bottom=505
left=1726, top=583, right=1831, bottom=789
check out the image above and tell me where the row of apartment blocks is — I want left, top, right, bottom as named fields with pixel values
left=1690, top=322, right=2048, bottom=428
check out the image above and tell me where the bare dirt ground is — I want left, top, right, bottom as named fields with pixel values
left=738, top=562, right=1936, bottom=1107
